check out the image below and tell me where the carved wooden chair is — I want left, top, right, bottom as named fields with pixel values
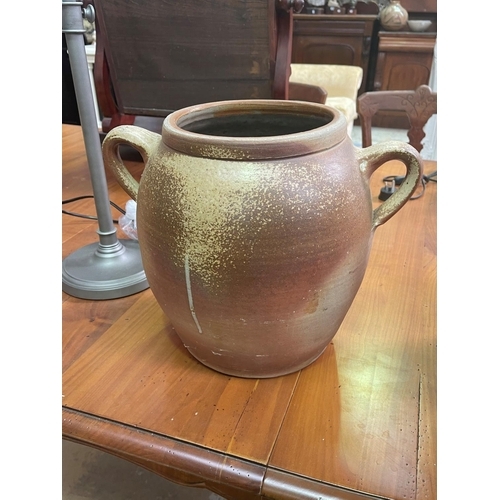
left=357, top=85, right=437, bottom=152
left=90, top=0, right=322, bottom=134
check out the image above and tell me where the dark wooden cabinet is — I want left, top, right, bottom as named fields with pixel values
left=372, top=0, right=437, bottom=127
left=374, top=31, right=436, bottom=91
left=291, top=14, right=377, bottom=94
left=372, top=30, right=436, bottom=127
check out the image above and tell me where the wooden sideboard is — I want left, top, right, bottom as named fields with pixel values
left=291, top=14, right=378, bottom=95
left=372, top=30, right=436, bottom=128
left=373, top=31, right=436, bottom=92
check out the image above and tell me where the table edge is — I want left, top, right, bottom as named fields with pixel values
left=63, top=407, right=387, bottom=500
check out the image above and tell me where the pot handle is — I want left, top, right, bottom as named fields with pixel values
left=102, top=125, right=161, bottom=201
left=356, top=141, right=423, bottom=229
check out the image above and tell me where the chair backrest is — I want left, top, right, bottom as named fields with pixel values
left=92, top=0, right=305, bottom=132
left=357, top=85, right=437, bottom=152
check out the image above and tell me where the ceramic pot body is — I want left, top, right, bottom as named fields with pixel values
left=103, top=100, right=422, bottom=378
left=380, top=0, right=408, bottom=31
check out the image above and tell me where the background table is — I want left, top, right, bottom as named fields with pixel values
left=62, top=124, right=436, bottom=500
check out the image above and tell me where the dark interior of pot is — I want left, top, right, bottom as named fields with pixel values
left=179, top=111, right=333, bottom=137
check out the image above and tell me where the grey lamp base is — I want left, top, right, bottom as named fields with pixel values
left=62, top=239, right=149, bottom=300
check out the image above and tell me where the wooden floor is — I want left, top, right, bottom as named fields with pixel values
left=63, top=440, right=224, bottom=500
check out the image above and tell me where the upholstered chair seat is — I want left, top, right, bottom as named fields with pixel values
left=289, top=63, right=363, bottom=136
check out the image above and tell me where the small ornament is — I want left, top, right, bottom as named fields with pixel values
left=380, top=0, right=408, bottom=31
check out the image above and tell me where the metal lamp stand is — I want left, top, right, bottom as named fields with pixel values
left=62, top=0, right=149, bottom=299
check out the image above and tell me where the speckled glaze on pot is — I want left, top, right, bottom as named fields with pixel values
left=102, top=100, right=422, bottom=378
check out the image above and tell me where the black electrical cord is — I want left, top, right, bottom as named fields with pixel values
left=62, top=195, right=126, bottom=224
left=380, top=171, right=437, bottom=201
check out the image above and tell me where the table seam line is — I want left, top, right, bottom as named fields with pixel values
left=265, top=370, right=302, bottom=469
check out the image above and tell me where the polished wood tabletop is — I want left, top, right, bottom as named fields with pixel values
left=62, top=124, right=436, bottom=500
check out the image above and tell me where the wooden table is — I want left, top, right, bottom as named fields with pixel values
left=62, top=124, right=436, bottom=500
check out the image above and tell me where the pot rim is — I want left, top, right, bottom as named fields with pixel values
left=162, top=99, right=347, bottom=160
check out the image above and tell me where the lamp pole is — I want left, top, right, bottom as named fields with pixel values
left=62, top=0, right=149, bottom=299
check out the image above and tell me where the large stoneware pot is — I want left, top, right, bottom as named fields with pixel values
left=102, top=99, right=422, bottom=378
